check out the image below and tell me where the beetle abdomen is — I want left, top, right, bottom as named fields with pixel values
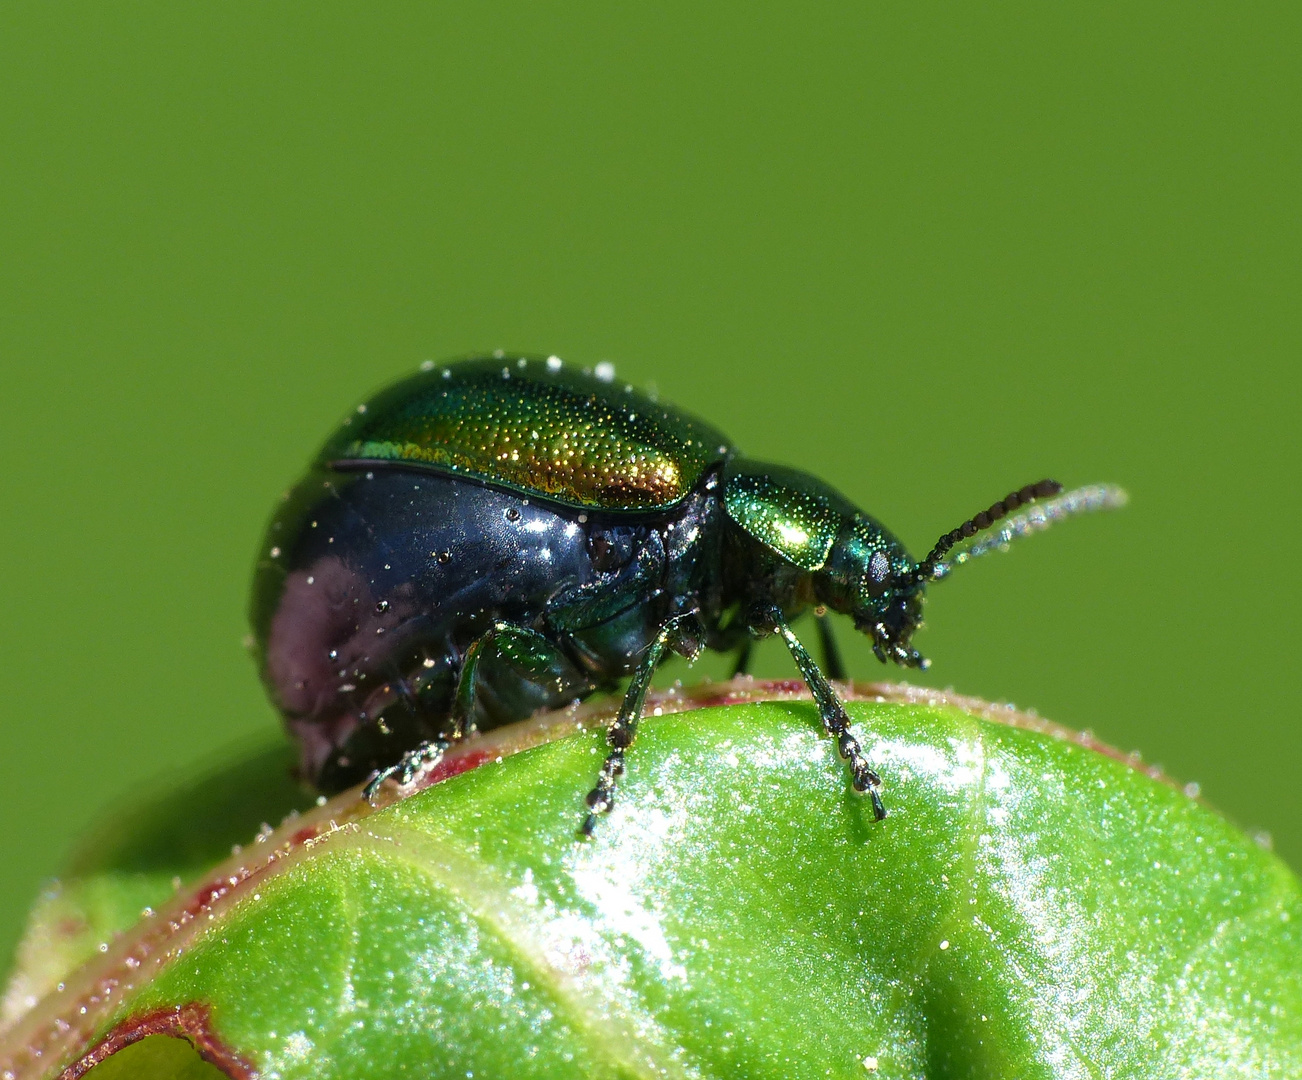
left=253, top=469, right=602, bottom=787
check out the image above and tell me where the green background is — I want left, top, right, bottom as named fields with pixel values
left=0, top=2, right=1297, bottom=969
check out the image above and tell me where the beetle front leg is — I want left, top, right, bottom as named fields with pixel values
left=769, top=608, right=886, bottom=820
left=580, top=612, right=703, bottom=837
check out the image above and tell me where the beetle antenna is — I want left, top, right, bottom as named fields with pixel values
left=914, top=481, right=1128, bottom=584
left=914, top=479, right=1062, bottom=581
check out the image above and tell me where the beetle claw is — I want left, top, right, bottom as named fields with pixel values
left=362, top=739, right=449, bottom=806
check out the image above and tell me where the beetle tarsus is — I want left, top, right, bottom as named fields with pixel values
left=362, top=737, right=450, bottom=805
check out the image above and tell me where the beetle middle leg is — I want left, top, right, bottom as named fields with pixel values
left=580, top=611, right=704, bottom=837
left=815, top=612, right=846, bottom=681
left=730, top=639, right=753, bottom=678
left=770, top=607, right=886, bottom=820
left=363, top=622, right=574, bottom=804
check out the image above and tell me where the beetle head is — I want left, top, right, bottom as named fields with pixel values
left=832, top=479, right=1067, bottom=667
left=819, top=478, right=1129, bottom=669
left=816, top=517, right=929, bottom=668
left=722, top=459, right=1125, bottom=671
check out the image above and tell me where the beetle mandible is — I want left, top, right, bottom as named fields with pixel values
left=250, top=355, right=1124, bottom=833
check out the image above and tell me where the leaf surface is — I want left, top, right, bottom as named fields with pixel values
left=2, top=681, right=1300, bottom=1079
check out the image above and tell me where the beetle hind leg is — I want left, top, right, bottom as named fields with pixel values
left=362, top=737, right=451, bottom=803
left=364, top=622, right=578, bottom=806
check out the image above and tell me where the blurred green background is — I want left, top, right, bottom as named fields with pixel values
left=0, top=3, right=1297, bottom=967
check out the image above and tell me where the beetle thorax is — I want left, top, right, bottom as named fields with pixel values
left=719, top=459, right=926, bottom=666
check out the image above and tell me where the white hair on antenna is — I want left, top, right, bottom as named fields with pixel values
left=930, top=483, right=1128, bottom=580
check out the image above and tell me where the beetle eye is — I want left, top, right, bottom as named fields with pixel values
left=864, top=550, right=891, bottom=596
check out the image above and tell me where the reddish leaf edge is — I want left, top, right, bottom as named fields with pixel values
left=0, top=677, right=1188, bottom=1079
left=56, top=1003, right=253, bottom=1080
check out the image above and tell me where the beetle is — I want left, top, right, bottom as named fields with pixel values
left=250, top=355, right=1123, bottom=834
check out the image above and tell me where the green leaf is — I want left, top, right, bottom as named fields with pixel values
left=3, top=681, right=1302, bottom=1079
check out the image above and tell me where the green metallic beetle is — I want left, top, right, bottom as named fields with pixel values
left=251, top=355, right=1124, bottom=833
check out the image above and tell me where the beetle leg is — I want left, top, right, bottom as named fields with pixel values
left=580, top=611, right=701, bottom=837
left=815, top=613, right=847, bottom=681
left=453, top=621, right=580, bottom=733
left=362, top=737, right=450, bottom=803
left=363, top=622, right=569, bottom=806
left=730, top=639, right=754, bottom=678
left=770, top=608, right=886, bottom=820
left=450, top=629, right=493, bottom=739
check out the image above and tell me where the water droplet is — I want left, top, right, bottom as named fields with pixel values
left=595, top=361, right=615, bottom=382
left=546, top=355, right=563, bottom=371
